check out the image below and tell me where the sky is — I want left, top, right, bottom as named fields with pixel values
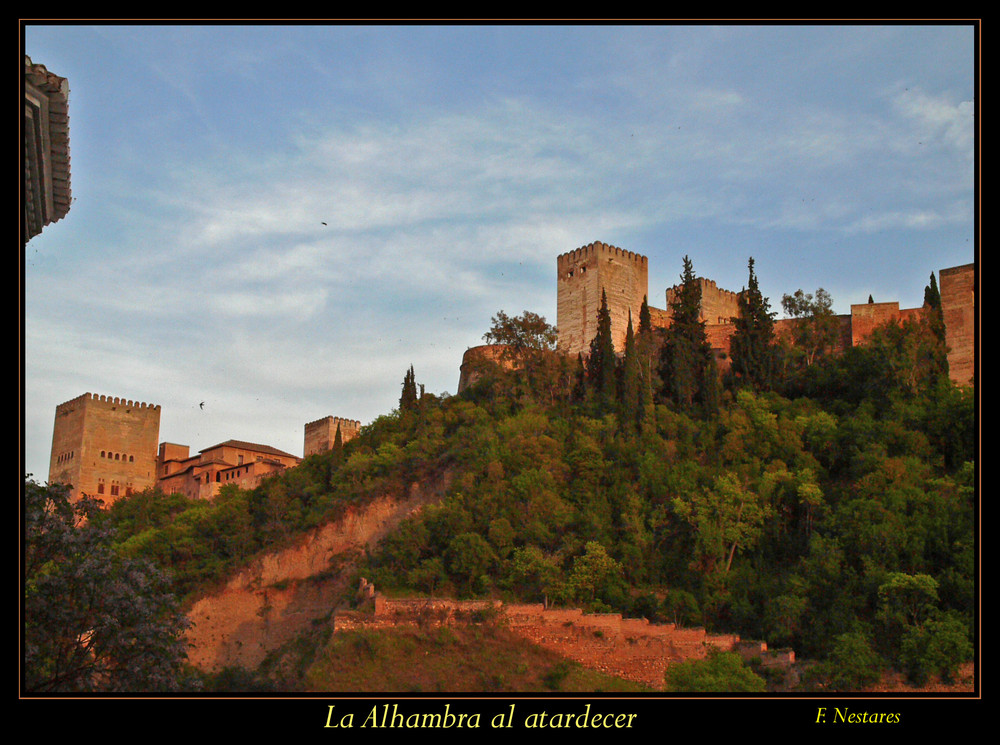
left=22, top=23, right=977, bottom=481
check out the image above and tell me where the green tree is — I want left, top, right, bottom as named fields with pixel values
left=445, top=532, right=496, bottom=595
left=729, top=257, right=777, bottom=390
left=673, top=471, right=771, bottom=577
left=567, top=541, right=624, bottom=605
left=619, top=311, right=642, bottom=433
left=899, top=611, right=972, bottom=685
left=399, top=365, right=418, bottom=412
left=781, top=288, right=841, bottom=369
left=23, top=479, right=193, bottom=693
left=481, top=309, right=566, bottom=404
left=823, top=630, right=884, bottom=690
left=483, top=309, right=558, bottom=351
left=664, top=648, right=766, bottom=692
left=586, top=289, right=617, bottom=409
left=660, top=256, right=715, bottom=415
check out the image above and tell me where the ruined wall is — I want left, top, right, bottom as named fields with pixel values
left=304, top=416, right=361, bottom=457
left=337, top=596, right=788, bottom=690
left=48, top=393, right=160, bottom=504
left=940, top=263, right=975, bottom=385
left=557, top=242, right=648, bottom=357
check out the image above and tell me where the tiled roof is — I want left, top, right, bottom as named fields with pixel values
left=198, top=439, right=300, bottom=460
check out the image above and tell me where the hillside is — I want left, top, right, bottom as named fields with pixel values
left=41, top=302, right=975, bottom=695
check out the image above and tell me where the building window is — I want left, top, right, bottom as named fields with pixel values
left=97, top=482, right=105, bottom=494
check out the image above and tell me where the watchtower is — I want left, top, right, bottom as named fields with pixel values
left=556, top=241, right=649, bottom=357
left=48, top=393, right=161, bottom=504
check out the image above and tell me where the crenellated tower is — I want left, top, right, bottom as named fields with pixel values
left=556, top=241, right=649, bottom=357
left=48, top=393, right=161, bottom=504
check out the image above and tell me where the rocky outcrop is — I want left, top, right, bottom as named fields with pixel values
left=184, top=480, right=447, bottom=672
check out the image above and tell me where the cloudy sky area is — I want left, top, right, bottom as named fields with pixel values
left=23, top=24, right=976, bottom=480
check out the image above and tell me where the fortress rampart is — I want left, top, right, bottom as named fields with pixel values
left=557, top=242, right=975, bottom=386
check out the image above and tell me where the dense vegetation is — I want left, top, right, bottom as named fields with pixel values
left=24, top=260, right=975, bottom=692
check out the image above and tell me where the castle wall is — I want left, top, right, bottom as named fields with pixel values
left=557, top=241, right=648, bottom=357
left=48, top=393, right=161, bottom=504
left=457, top=344, right=518, bottom=393
left=665, top=278, right=741, bottom=326
left=939, top=264, right=975, bottom=385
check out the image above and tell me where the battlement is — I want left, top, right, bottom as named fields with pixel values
left=55, top=392, right=160, bottom=413
left=49, top=391, right=161, bottom=505
left=304, top=415, right=361, bottom=457
left=303, top=415, right=361, bottom=431
left=557, top=241, right=647, bottom=274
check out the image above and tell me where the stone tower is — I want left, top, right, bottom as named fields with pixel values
left=556, top=241, right=649, bottom=357
left=939, top=263, right=975, bottom=386
left=48, top=393, right=161, bottom=504
left=303, top=416, right=361, bottom=457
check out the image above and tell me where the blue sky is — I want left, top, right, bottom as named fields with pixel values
left=23, top=24, right=976, bottom=481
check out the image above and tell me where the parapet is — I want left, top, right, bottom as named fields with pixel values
left=55, top=392, right=160, bottom=413
left=557, top=241, right=648, bottom=270
left=304, top=415, right=361, bottom=457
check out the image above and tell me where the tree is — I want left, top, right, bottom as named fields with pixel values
left=664, top=648, right=766, bottom=692
left=823, top=630, right=884, bottom=690
left=399, top=365, right=418, bottom=412
left=618, top=311, right=642, bottom=433
left=586, top=289, right=617, bottom=409
left=567, top=541, right=624, bottom=606
left=481, top=309, right=566, bottom=404
left=781, top=288, right=841, bottom=369
left=660, top=256, right=715, bottom=415
left=483, top=309, right=558, bottom=352
left=729, top=257, right=777, bottom=390
left=23, top=478, right=192, bottom=693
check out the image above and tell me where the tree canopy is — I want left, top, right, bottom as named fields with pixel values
left=23, top=479, right=193, bottom=693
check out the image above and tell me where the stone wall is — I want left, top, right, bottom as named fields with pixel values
left=336, top=595, right=790, bottom=690
left=48, top=393, right=161, bottom=504
left=457, top=344, right=519, bottom=393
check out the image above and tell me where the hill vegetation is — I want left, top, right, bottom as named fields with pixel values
left=23, top=261, right=975, bottom=693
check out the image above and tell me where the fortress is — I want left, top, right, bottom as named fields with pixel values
left=553, top=240, right=975, bottom=384
left=48, top=393, right=359, bottom=504
left=50, top=242, right=975, bottom=504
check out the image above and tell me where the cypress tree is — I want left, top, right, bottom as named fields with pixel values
left=729, top=257, right=776, bottom=391
left=639, top=295, right=652, bottom=335
left=660, top=256, right=714, bottom=414
left=399, top=365, right=418, bottom=412
left=619, top=311, right=642, bottom=433
left=587, top=289, right=617, bottom=409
